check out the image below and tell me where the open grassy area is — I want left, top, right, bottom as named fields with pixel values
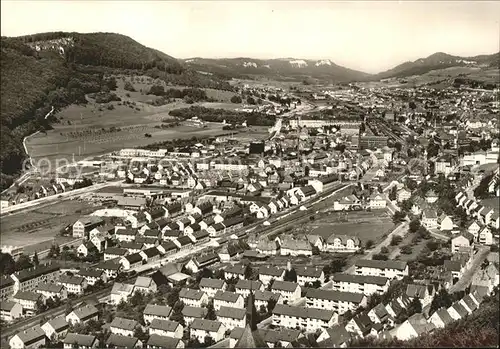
left=310, top=211, right=393, bottom=244
left=0, top=199, right=97, bottom=248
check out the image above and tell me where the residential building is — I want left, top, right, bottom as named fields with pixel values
left=235, top=280, right=264, bottom=298
left=143, top=304, right=172, bottom=325
left=189, top=319, right=226, bottom=343
left=65, top=304, right=99, bottom=325
left=12, top=291, right=43, bottom=314
left=106, top=334, right=142, bottom=349
left=36, top=282, right=68, bottom=301
left=0, top=300, right=23, bottom=322
left=63, top=333, right=99, bottom=349
left=305, top=289, right=367, bottom=314
left=213, top=290, right=244, bottom=311
left=57, top=275, right=87, bottom=295
left=354, top=260, right=408, bottom=280
left=182, top=306, right=207, bottom=326
left=110, top=282, right=135, bottom=305
left=199, top=278, right=227, bottom=298
left=41, top=316, right=69, bottom=341
left=272, top=304, right=337, bottom=332
left=179, top=288, right=209, bottom=308
left=9, top=326, right=46, bottom=349
left=146, top=334, right=184, bottom=349
left=72, top=216, right=104, bottom=238
left=331, top=273, right=390, bottom=296
left=110, top=317, right=139, bottom=337
left=270, top=281, right=301, bottom=303
left=254, top=290, right=283, bottom=313
left=216, top=306, right=246, bottom=330
left=395, top=313, right=436, bottom=341
left=149, top=319, right=183, bottom=339
left=258, top=266, right=285, bottom=287
left=11, top=263, right=60, bottom=294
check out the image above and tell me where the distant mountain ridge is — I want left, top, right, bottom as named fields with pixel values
left=183, top=57, right=371, bottom=82
left=373, top=51, right=499, bottom=80
left=185, top=51, right=499, bottom=82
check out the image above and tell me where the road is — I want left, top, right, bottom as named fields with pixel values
left=449, top=246, right=490, bottom=293
left=0, top=180, right=123, bottom=216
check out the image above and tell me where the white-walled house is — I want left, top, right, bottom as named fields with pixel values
left=272, top=304, right=337, bottom=332
left=190, top=319, right=226, bottom=343
left=270, top=281, right=301, bottom=304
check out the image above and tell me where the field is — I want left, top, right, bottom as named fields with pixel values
left=309, top=210, right=394, bottom=244
left=0, top=199, right=98, bottom=250
left=24, top=75, right=244, bottom=174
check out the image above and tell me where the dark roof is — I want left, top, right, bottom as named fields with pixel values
left=0, top=276, right=14, bottom=288
left=176, top=235, right=193, bottom=246
left=236, top=280, right=263, bottom=291
left=110, top=317, right=139, bottom=331
left=37, top=282, right=65, bottom=293
left=306, top=289, right=365, bottom=303
left=223, top=216, right=245, bottom=228
left=150, top=318, right=181, bottom=332
left=450, top=301, right=468, bottom=317
left=193, top=229, right=209, bottom=240
left=332, top=273, right=390, bottom=286
left=71, top=304, right=99, bottom=321
left=125, top=253, right=143, bottom=264
left=271, top=280, right=300, bottom=292
left=190, top=318, right=222, bottom=332
left=355, top=259, right=407, bottom=271
left=45, top=315, right=69, bottom=332
left=104, top=247, right=128, bottom=256
left=163, top=230, right=182, bottom=238
left=13, top=291, right=42, bottom=302
left=296, top=266, right=323, bottom=278
left=147, top=334, right=181, bottom=349
left=15, top=326, right=46, bottom=346
left=352, top=314, right=373, bottom=334
left=273, top=304, right=335, bottom=321
left=217, top=306, right=246, bottom=320
left=106, top=334, right=140, bottom=349
left=225, top=264, right=246, bottom=275
left=63, top=333, right=97, bottom=346
left=254, top=290, right=281, bottom=303
left=143, top=247, right=161, bottom=258
left=179, top=288, right=206, bottom=300
left=78, top=268, right=104, bottom=278
left=214, top=290, right=242, bottom=303
left=259, top=265, right=285, bottom=277
left=182, top=306, right=207, bottom=319
left=144, top=304, right=172, bottom=318
left=13, top=263, right=60, bottom=283
left=200, top=278, right=226, bottom=289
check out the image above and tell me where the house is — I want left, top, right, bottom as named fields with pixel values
left=234, top=280, right=264, bottom=298
left=258, top=266, right=285, bottom=287
left=12, top=291, right=43, bottom=314
left=459, top=294, right=478, bottom=314
left=199, top=278, right=227, bottom=298
left=331, top=273, right=390, bottom=296
left=396, top=313, right=436, bottom=341
left=213, top=290, right=244, bottom=311
left=78, top=269, right=107, bottom=286
left=254, top=290, right=283, bottom=313
left=184, top=253, right=220, bottom=273
left=422, top=209, right=438, bottom=229
left=36, top=282, right=68, bottom=301
left=270, top=281, right=301, bottom=303
left=345, top=314, right=373, bottom=338
left=425, top=190, right=439, bottom=204
left=120, top=253, right=144, bottom=271
left=146, top=334, right=184, bottom=349
left=447, top=301, right=469, bottom=320
left=9, top=326, right=46, bottom=349
left=189, top=319, right=226, bottom=343
left=405, top=283, right=434, bottom=308
left=218, top=244, right=243, bottom=261
left=305, top=289, right=367, bottom=314
left=11, top=263, right=60, bottom=294
left=110, top=282, right=135, bottom=305
left=451, top=233, right=474, bottom=254
left=272, top=304, right=337, bottom=332
left=438, top=214, right=455, bottom=231
left=57, top=275, right=87, bottom=295
left=216, top=306, right=246, bottom=331
left=104, top=247, right=128, bottom=261
left=397, top=188, right=411, bottom=203
left=0, top=300, right=23, bottom=322
left=326, top=235, right=361, bottom=252
left=134, top=276, right=157, bottom=294
left=115, top=228, right=138, bottom=243
left=143, top=304, right=172, bottom=325
left=41, top=315, right=69, bottom=340
left=182, top=306, right=207, bottom=326
left=428, top=307, right=454, bottom=329
left=367, top=303, right=390, bottom=324
left=256, top=240, right=279, bottom=256
left=1, top=275, right=15, bottom=301
left=316, top=325, right=351, bottom=348
left=224, top=264, right=246, bottom=280
left=179, top=288, right=209, bottom=308
left=63, top=333, right=99, bottom=349
left=479, top=226, right=493, bottom=245
left=149, top=319, right=183, bottom=339
left=468, top=221, right=482, bottom=237
left=95, top=259, right=123, bottom=280
left=106, top=334, right=142, bottom=349
left=72, top=216, right=104, bottom=238
left=110, top=317, right=139, bottom=337
left=369, top=193, right=386, bottom=209
left=354, top=259, right=408, bottom=280
left=65, top=304, right=99, bottom=325
left=279, top=237, right=313, bottom=256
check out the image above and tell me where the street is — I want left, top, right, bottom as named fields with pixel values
left=449, top=246, right=490, bottom=293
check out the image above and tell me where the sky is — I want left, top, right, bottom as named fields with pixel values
left=1, top=1, right=499, bottom=73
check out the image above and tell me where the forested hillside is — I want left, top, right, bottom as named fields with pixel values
left=0, top=32, right=232, bottom=190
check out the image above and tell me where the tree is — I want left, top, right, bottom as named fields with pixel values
left=15, top=254, right=33, bottom=271
left=430, top=289, right=453, bottom=315
left=392, top=211, right=406, bottom=223
left=390, top=235, right=403, bottom=246
left=65, top=299, right=73, bottom=315
left=372, top=253, right=389, bottom=261
left=284, top=268, right=297, bottom=282
left=230, top=95, right=242, bottom=104
left=395, top=142, right=402, bottom=152
left=124, top=81, right=136, bottom=92
left=380, top=246, right=389, bottom=254
left=407, top=298, right=422, bottom=316
left=203, top=336, right=215, bottom=348
left=205, top=302, right=217, bottom=320
left=312, top=245, right=320, bottom=255
left=389, top=186, right=397, bottom=201
left=187, top=337, right=202, bottom=348
left=247, top=96, right=256, bottom=105
left=409, top=219, right=421, bottom=233
left=409, top=101, right=417, bottom=110
left=426, top=240, right=440, bottom=252
left=0, top=252, right=15, bottom=275
left=267, top=297, right=278, bottom=313
left=365, top=240, right=374, bottom=249
left=31, top=251, right=39, bottom=266
left=401, top=245, right=413, bottom=254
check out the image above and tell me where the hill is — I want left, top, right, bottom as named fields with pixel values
left=373, top=51, right=500, bottom=80
left=0, top=32, right=232, bottom=190
left=183, top=57, right=371, bottom=82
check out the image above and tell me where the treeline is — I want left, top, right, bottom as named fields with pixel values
left=148, top=85, right=213, bottom=102
left=169, top=106, right=275, bottom=126
left=453, top=77, right=498, bottom=90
